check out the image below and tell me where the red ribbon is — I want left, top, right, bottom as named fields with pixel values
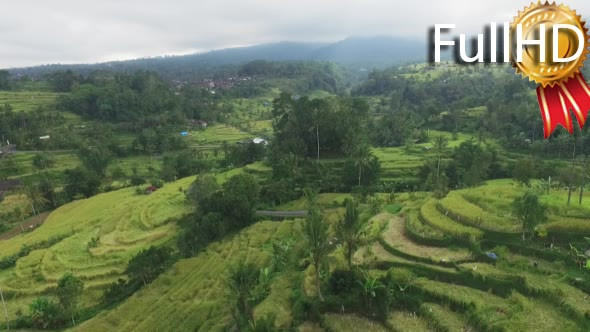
left=536, top=73, right=590, bottom=138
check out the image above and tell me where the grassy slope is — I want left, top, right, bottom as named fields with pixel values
left=352, top=175, right=590, bottom=331
left=0, top=169, right=243, bottom=320
left=185, top=124, right=253, bottom=147
left=372, top=130, right=476, bottom=184
left=4, top=84, right=590, bottom=330
left=0, top=91, right=61, bottom=112
left=4, top=150, right=590, bottom=330
left=75, top=220, right=299, bottom=332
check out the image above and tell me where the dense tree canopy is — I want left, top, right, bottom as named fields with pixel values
left=271, top=92, right=369, bottom=158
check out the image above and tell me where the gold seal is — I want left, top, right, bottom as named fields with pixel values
left=511, top=2, right=590, bottom=87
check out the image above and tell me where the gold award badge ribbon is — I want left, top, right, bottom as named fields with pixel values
left=512, top=2, right=590, bottom=138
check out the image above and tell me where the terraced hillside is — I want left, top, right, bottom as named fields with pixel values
left=75, top=220, right=299, bottom=331
left=0, top=91, right=60, bottom=113
left=352, top=186, right=590, bottom=331
left=0, top=169, right=243, bottom=321
left=372, top=130, right=476, bottom=188
left=71, top=180, right=590, bottom=331
left=4, top=165, right=590, bottom=331
left=185, top=124, right=253, bottom=148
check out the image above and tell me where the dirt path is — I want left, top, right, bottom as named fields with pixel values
left=255, top=210, right=307, bottom=218
left=0, top=212, right=50, bottom=241
left=380, top=213, right=472, bottom=262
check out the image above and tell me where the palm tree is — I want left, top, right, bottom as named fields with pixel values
left=303, top=189, right=329, bottom=302
left=342, top=131, right=358, bottom=157
left=21, top=180, right=47, bottom=217
left=309, top=108, right=321, bottom=163
left=285, top=153, right=302, bottom=180
left=354, top=145, right=372, bottom=186
left=538, top=176, right=553, bottom=195
left=579, top=155, right=588, bottom=205
left=0, top=287, right=8, bottom=331
left=226, top=262, right=259, bottom=328
left=13, top=206, right=26, bottom=232
left=337, top=198, right=362, bottom=269
left=433, top=135, right=449, bottom=182
left=568, top=139, right=577, bottom=206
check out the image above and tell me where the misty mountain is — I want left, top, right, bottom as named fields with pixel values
left=311, top=36, right=426, bottom=66
left=9, top=36, right=426, bottom=80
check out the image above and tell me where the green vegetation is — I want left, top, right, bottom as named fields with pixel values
left=419, top=199, right=484, bottom=241
left=439, top=191, right=521, bottom=232
left=0, top=91, right=60, bottom=113
left=4, top=61, right=590, bottom=332
left=303, top=190, right=330, bottom=302
left=74, top=221, right=298, bottom=331
left=186, top=124, right=253, bottom=146
left=0, top=174, right=197, bottom=320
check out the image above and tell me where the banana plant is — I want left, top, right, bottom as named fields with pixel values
left=357, top=274, right=384, bottom=310
left=569, top=244, right=588, bottom=269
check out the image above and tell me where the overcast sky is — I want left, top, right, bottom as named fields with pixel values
left=2, top=0, right=590, bottom=68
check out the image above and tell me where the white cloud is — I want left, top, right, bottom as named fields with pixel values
left=2, top=0, right=590, bottom=68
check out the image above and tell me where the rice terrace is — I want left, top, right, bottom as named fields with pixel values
left=4, top=1, right=590, bottom=331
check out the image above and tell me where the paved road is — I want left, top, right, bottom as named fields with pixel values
left=255, top=210, right=307, bottom=218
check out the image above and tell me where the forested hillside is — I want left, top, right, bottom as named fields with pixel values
left=2, top=58, right=590, bottom=331
left=7, top=36, right=425, bottom=81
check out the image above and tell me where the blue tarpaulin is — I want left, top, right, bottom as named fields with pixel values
left=486, top=252, right=498, bottom=260
left=180, top=131, right=188, bottom=136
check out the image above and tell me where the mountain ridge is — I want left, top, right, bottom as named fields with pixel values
left=9, top=36, right=426, bottom=79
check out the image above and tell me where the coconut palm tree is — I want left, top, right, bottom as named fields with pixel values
left=337, top=198, right=362, bottom=269
left=433, top=135, right=449, bottom=182
left=567, top=139, right=577, bottom=206
left=579, top=155, right=588, bottom=205
left=309, top=108, right=321, bottom=163
left=354, top=145, right=372, bottom=186
left=303, top=189, right=329, bottom=302
left=21, top=180, right=48, bottom=217
left=537, top=176, right=553, bottom=195
left=226, top=262, right=259, bottom=327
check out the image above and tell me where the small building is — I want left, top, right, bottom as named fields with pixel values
left=188, top=119, right=208, bottom=128
left=0, top=143, right=16, bottom=156
left=39, top=135, right=50, bottom=140
left=252, top=138, right=269, bottom=145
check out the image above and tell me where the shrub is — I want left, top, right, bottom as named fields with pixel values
left=126, top=246, right=174, bottom=286
left=384, top=204, right=402, bottom=214
left=151, top=178, right=165, bottom=189
left=102, top=278, right=141, bottom=306
left=130, top=173, right=146, bottom=186
left=329, top=269, right=358, bottom=295
left=29, top=297, right=61, bottom=329
left=291, top=288, right=320, bottom=324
